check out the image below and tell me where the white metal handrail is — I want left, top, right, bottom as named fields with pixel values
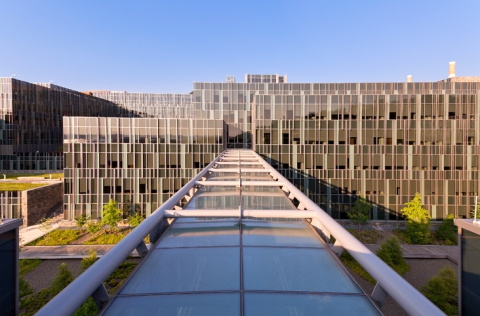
left=250, top=151, right=444, bottom=316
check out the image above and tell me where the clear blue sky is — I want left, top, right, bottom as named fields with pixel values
left=1, top=0, right=479, bottom=93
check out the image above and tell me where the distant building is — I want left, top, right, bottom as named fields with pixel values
left=245, top=74, right=287, bottom=83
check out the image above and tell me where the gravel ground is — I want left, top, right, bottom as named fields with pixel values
left=24, top=259, right=82, bottom=292
left=347, top=258, right=457, bottom=316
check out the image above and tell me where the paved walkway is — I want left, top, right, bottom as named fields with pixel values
left=365, top=244, right=458, bottom=264
left=20, top=244, right=152, bottom=259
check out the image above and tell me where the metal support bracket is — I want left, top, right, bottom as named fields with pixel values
left=135, top=240, right=149, bottom=259
left=310, top=218, right=331, bottom=242
left=91, top=284, right=109, bottom=309
left=288, top=192, right=295, bottom=200
left=331, top=240, right=344, bottom=256
left=371, top=283, right=389, bottom=307
left=297, top=203, right=306, bottom=210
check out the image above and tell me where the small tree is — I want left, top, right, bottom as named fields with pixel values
left=400, top=193, right=431, bottom=244
left=420, top=266, right=458, bottom=315
left=128, top=212, right=144, bottom=228
left=400, top=193, right=431, bottom=223
left=376, top=236, right=410, bottom=275
left=347, top=195, right=371, bottom=226
left=74, top=215, right=89, bottom=228
left=470, top=200, right=480, bottom=220
left=101, top=199, right=122, bottom=231
left=86, top=221, right=103, bottom=235
left=50, top=263, right=74, bottom=295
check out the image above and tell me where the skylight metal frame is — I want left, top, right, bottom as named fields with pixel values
left=37, top=150, right=445, bottom=316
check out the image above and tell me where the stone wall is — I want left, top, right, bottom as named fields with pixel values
left=21, top=182, right=63, bottom=226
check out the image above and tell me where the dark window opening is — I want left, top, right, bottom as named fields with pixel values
left=140, top=184, right=146, bottom=194
left=389, top=112, right=396, bottom=119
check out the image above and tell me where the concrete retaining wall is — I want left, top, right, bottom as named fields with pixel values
left=21, top=182, right=63, bottom=226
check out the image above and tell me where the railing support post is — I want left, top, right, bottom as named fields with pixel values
left=331, top=240, right=344, bottom=256
left=136, top=240, right=149, bottom=259
left=371, top=283, right=389, bottom=307
left=91, top=284, right=109, bottom=309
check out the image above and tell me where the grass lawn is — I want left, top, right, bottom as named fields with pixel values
left=20, top=259, right=43, bottom=276
left=27, top=229, right=83, bottom=246
left=340, top=251, right=376, bottom=284
left=84, top=229, right=132, bottom=245
left=0, top=183, right=49, bottom=192
left=4, top=173, right=63, bottom=180
left=347, top=228, right=383, bottom=244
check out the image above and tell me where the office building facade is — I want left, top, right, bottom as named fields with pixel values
left=63, top=116, right=223, bottom=219
left=4, top=71, right=480, bottom=222
left=0, top=78, right=134, bottom=171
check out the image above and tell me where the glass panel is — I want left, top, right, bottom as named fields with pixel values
left=184, top=186, right=240, bottom=210
left=242, top=221, right=323, bottom=248
left=207, top=172, right=239, bottom=179
left=240, top=172, right=272, bottom=181
left=104, top=293, right=241, bottom=316
left=121, top=248, right=240, bottom=294
left=240, top=164, right=264, bottom=169
left=157, top=222, right=240, bottom=248
left=174, top=217, right=239, bottom=223
left=244, top=293, right=380, bottom=316
left=242, top=186, right=295, bottom=210
left=243, top=247, right=361, bottom=293
left=214, top=164, right=238, bottom=169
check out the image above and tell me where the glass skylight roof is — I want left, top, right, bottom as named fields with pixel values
left=100, top=150, right=381, bottom=316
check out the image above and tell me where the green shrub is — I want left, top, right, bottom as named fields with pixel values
left=20, top=263, right=73, bottom=316
left=376, top=236, right=410, bottom=276
left=404, top=221, right=432, bottom=245
left=74, top=215, right=89, bottom=228
left=20, top=276, right=34, bottom=299
left=86, top=221, right=103, bottom=235
left=346, top=195, right=371, bottom=225
left=101, top=199, right=123, bottom=230
left=435, top=214, right=458, bottom=245
left=128, top=212, right=144, bottom=228
left=72, top=297, right=98, bottom=316
left=29, top=229, right=81, bottom=246
left=421, top=266, right=458, bottom=315
left=80, top=249, right=98, bottom=273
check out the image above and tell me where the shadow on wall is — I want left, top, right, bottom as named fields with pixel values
left=261, top=155, right=402, bottom=221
